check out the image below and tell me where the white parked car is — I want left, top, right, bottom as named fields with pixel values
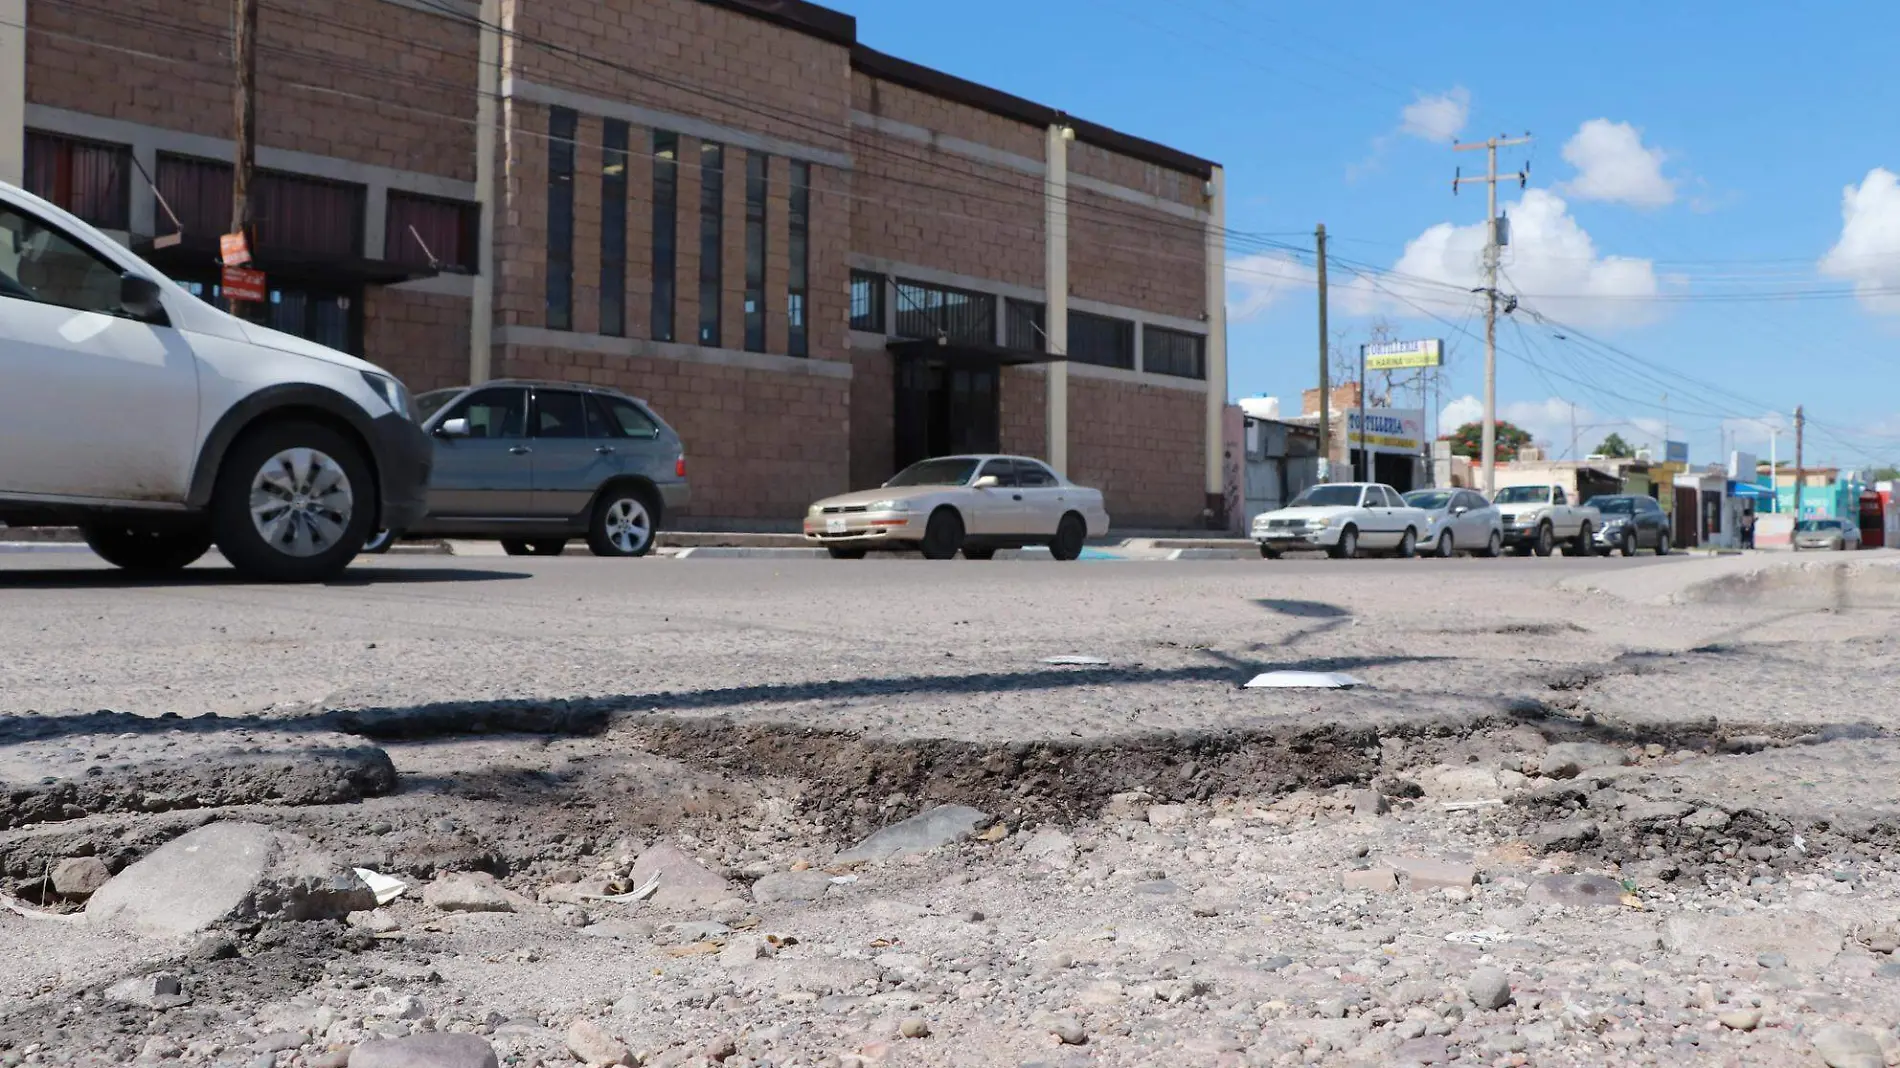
left=0, top=181, right=430, bottom=581
left=1402, top=488, right=1505, bottom=558
left=803, top=455, right=1110, bottom=560
left=1491, top=484, right=1601, bottom=557
left=1251, top=482, right=1431, bottom=559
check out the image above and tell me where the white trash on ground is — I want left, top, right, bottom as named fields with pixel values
left=1242, top=670, right=1364, bottom=689
left=352, top=868, right=408, bottom=906
left=1042, top=655, right=1110, bottom=666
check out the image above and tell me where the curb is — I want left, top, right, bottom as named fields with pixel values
left=673, top=547, right=831, bottom=559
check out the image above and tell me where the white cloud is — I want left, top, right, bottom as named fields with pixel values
left=1400, top=88, right=1471, bottom=143
left=1559, top=119, right=1675, bottom=208
left=1819, top=167, right=1900, bottom=316
left=1438, top=395, right=1673, bottom=458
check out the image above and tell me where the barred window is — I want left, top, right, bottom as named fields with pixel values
left=894, top=278, right=994, bottom=345
left=545, top=106, right=577, bottom=331
left=385, top=192, right=478, bottom=272
left=24, top=131, right=131, bottom=230
left=1143, top=324, right=1206, bottom=379
left=743, top=151, right=767, bottom=352
left=698, top=141, right=724, bottom=346
left=787, top=161, right=810, bottom=358
left=650, top=130, right=679, bottom=342
left=1068, top=310, right=1134, bottom=370
left=1005, top=298, right=1045, bottom=352
left=849, top=269, right=884, bottom=332
left=600, top=119, right=629, bottom=337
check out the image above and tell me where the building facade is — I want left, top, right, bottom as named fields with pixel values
left=1, top=0, right=1226, bottom=528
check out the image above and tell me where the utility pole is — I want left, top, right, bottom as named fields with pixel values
left=1453, top=134, right=1531, bottom=495
left=1767, top=424, right=1780, bottom=513
left=1315, top=223, right=1331, bottom=481
left=1793, top=406, right=1806, bottom=520
left=229, top=0, right=258, bottom=320
left=1356, top=342, right=1367, bottom=481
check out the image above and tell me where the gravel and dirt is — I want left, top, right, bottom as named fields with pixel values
left=4, top=550, right=1900, bottom=1067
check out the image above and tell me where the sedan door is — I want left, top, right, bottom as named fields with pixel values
left=0, top=201, right=199, bottom=501
left=1456, top=492, right=1494, bottom=545
left=1011, top=459, right=1068, bottom=536
left=425, top=387, right=532, bottom=519
left=965, top=459, right=1024, bottom=536
left=527, top=388, right=618, bottom=520
left=1362, top=486, right=1401, bottom=547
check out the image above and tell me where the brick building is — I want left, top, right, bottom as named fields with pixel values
left=0, top=0, right=1227, bottom=527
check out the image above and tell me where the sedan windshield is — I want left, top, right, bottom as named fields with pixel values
left=1795, top=519, right=1839, bottom=532
left=415, top=388, right=461, bottom=423
left=885, top=458, right=980, bottom=487
left=1493, top=486, right=1551, bottom=504
left=1592, top=497, right=1637, bottom=515
left=1290, top=485, right=1364, bottom=508
left=1404, top=491, right=1452, bottom=510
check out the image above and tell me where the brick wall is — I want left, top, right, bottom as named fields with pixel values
left=363, top=287, right=472, bottom=394
left=1070, top=376, right=1206, bottom=528
left=1068, top=186, right=1206, bottom=321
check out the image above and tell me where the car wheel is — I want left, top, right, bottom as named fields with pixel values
left=827, top=547, right=866, bottom=560
left=1483, top=530, right=1503, bottom=558
left=1656, top=532, right=1671, bottom=556
left=1620, top=530, right=1637, bottom=557
left=587, top=489, right=657, bottom=557
left=1329, top=525, right=1359, bottom=560
left=211, top=420, right=372, bottom=582
left=1434, top=531, right=1454, bottom=558
left=1049, top=513, right=1087, bottom=561
left=1533, top=523, right=1555, bottom=557
left=1395, top=527, right=1417, bottom=559
left=360, top=529, right=398, bottom=555
left=963, top=547, right=996, bottom=560
left=919, top=508, right=964, bottom=560
left=1562, top=523, right=1592, bottom=557
left=1259, top=545, right=1281, bottom=560
left=82, top=523, right=213, bottom=574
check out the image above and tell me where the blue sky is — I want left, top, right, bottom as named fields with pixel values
left=827, top=0, right=1900, bottom=470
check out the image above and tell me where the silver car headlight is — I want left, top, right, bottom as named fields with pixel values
left=1307, top=517, right=1333, bottom=528
left=868, top=499, right=912, bottom=513
left=360, top=371, right=412, bottom=420
left=807, top=503, right=824, bottom=517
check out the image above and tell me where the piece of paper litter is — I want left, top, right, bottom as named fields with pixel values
left=1243, top=670, right=1363, bottom=689
left=1043, top=656, right=1110, bottom=666
left=352, top=868, right=408, bottom=906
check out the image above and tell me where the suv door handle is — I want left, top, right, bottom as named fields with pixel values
left=595, top=446, right=616, bottom=455
left=1012, top=494, right=1023, bottom=501
left=508, top=445, right=532, bottom=455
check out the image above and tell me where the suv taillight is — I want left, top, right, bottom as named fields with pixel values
left=675, top=454, right=687, bottom=478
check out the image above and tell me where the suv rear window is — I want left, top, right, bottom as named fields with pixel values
left=594, top=395, right=661, bottom=440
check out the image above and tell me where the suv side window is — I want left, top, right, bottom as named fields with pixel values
left=596, top=396, right=661, bottom=440
left=1553, top=487, right=1569, bottom=505
left=977, top=459, right=1018, bottom=486
left=0, top=203, right=130, bottom=316
left=533, top=390, right=588, bottom=439
left=1015, top=460, right=1058, bottom=487
left=442, top=387, right=527, bottom=439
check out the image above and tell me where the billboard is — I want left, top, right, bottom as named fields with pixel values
left=1346, top=408, right=1425, bottom=452
left=1665, top=440, right=1690, bottom=464
left=1363, top=339, right=1443, bottom=371
left=1729, top=450, right=1758, bottom=481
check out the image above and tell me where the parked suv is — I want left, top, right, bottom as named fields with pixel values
left=367, top=381, right=688, bottom=557
left=0, top=182, right=429, bottom=581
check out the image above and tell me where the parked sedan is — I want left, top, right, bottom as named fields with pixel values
left=803, top=455, right=1109, bottom=560
left=1401, top=488, right=1504, bottom=557
left=1588, top=494, right=1671, bottom=556
left=1794, top=517, right=1862, bottom=551
left=1251, top=482, right=1430, bottom=559
left=364, top=380, right=688, bottom=557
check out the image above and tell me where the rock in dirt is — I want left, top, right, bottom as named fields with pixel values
left=1664, top=910, right=1843, bottom=971
left=898, top=1017, right=930, bottom=1039
left=422, top=872, right=517, bottom=914
left=1682, top=807, right=1732, bottom=830
left=1718, top=1009, right=1762, bottom=1031
left=1530, top=819, right=1600, bottom=853
left=565, top=1019, right=632, bottom=1067
left=104, top=972, right=190, bottom=1010
left=1342, top=868, right=1398, bottom=893
left=1525, top=873, right=1626, bottom=907
left=628, top=843, right=736, bottom=911
left=1621, top=798, right=1693, bottom=822
left=1466, top=966, right=1511, bottom=1010
left=1032, top=1011, right=1086, bottom=1045
left=1388, top=856, right=1476, bottom=891
left=750, top=870, right=833, bottom=905
left=1539, top=742, right=1631, bottom=779
left=1351, top=789, right=1389, bottom=816
left=836, top=805, right=988, bottom=864
left=349, top=1033, right=499, bottom=1068
left=87, top=822, right=374, bottom=939
left=51, top=856, right=112, bottom=898
left=1019, top=828, right=1077, bottom=869
left=1812, top=1024, right=1884, bottom=1068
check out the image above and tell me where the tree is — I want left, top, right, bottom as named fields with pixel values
left=1443, top=420, right=1534, bottom=461
left=1594, top=432, right=1636, bottom=459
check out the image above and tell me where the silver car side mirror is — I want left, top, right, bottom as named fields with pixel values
left=972, top=475, right=1001, bottom=489
left=437, top=417, right=471, bottom=438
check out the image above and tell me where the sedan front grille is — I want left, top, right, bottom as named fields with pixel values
left=822, top=505, right=869, bottom=515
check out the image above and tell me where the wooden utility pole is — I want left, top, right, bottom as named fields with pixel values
left=1453, top=134, right=1531, bottom=495
left=1315, top=223, right=1331, bottom=481
left=229, top=0, right=258, bottom=319
left=1793, top=405, right=1806, bottom=520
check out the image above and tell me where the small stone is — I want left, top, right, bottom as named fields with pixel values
left=1033, top=1012, right=1086, bottom=1045
left=835, top=805, right=988, bottom=864
left=750, top=870, right=833, bottom=905
left=1757, top=951, right=1788, bottom=970
left=702, top=1034, right=737, bottom=1061
left=1147, top=804, right=1191, bottom=827
left=1466, top=966, right=1511, bottom=1010
left=1389, top=856, right=1477, bottom=891
left=254, top=1033, right=308, bottom=1053
left=1621, top=799, right=1694, bottom=822
left=720, top=935, right=774, bottom=968
left=1351, top=790, right=1389, bottom=817
left=348, top=909, right=401, bottom=934
left=974, top=822, right=1009, bottom=842
left=1642, top=743, right=1666, bottom=758
left=898, top=1017, right=929, bottom=1039
left=963, top=909, right=986, bottom=922
left=1539, top=742, right=1631, bottom=779
left=1524, top=873, right=1625, bottom=907
left=51, top=857, right=112, bottom=898
left=421, top=872, right=516, bottom=914
left=628, top=843, right=737, bottom=911
left=1342, top=868, right=1398, bottom=893
left=1315, top=998, right=1347, bottom=1019
left=1259, top=955, right=1293, bottom=971
left=1530, top=819, right=1599, bottom=853
left=1718, top=1009, right=1761, bottom=1031
left=1812, top=1024, right=1884, bottom=1068
left=348, top=1033, right=499, bottom=1068
left=1019, top=828, right=1078, bottom=869
left=105, top=972, right=190, bottom=1010
left=565, top=1018, right=632, bottom=1067
left=1682, top=808, right=1732, bottom=830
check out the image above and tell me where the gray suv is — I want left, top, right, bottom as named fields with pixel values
left=369, top=381, right=688, bottom=557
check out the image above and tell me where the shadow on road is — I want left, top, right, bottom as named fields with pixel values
left=0, top=566, right=531, bottom=590
left=1255, top=598, right=1353, bottom=619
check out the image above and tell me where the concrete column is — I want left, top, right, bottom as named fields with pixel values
left=0, top=0, right=25, bottom=186
left=1044, top=122, right=1069, bottom=475
left=468, top=0, right=502, bottom=384
left=1204, top=165, right=1228, bottom=523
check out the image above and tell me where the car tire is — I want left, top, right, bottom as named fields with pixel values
left=827, top=547, right=866, bottom=560
left=1656, top=532, right=1671, bottom=556
left=1562, top=523, right=1593, bottom=557
left=1049, top=513, right=1087, bottom=561
left=1259, top=545, right=1281, bottom=560
left=1434, top=531, right=1454, bottom=558
left=82, top=523, right=213, bottom=574
left=360, top=529, right=397, bottom=555
left=586, top=488, right=657, bottom=557
left=211, top=419, right=373, bottom=582
left=1329, top=525, right=1359, bottom=560
left=1619, top=530, right=1637, bottom=557
left=1395, top=528, right=1417, bottom=559
left=963, top=547, right=996, bottom=561
left=1533, top=523, right=1555, bottom=557
left=919, top=508, right=964, bottom=560
left=1483, top=530, right=1503, bottom=558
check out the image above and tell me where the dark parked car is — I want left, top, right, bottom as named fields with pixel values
left=1587, top=494, right=1671, bottom=556
left=366, top=381, right=688, bottom=557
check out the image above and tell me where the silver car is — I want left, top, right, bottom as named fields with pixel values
left=1402, top=488, right=1505, bottom=558
left=803, top=455, right=1110, bottom=560
left=1794, top=517, right=1862, bottom=552
left=366, top=380, right=688, bottom=557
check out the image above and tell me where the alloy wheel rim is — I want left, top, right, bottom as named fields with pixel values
left=249, top=448, right=353, bottom=558
left=605, top=498, right=651, bottom=553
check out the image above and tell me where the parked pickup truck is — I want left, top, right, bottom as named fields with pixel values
left=1491, top=484, right=1600, bottom=557
left=1251, top=482, right=1431, bottom=559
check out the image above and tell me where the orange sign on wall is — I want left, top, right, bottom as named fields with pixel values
left=221, top=265, right=267, bottom=303
left=219, top=231, right=251, bottom=267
